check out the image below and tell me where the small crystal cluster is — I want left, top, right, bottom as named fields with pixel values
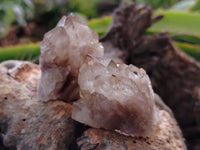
left=37, top=15, right=104, bottom=102
left=72, top=55, right=157, bottom=136
left=38, top=14, right=158, bottom=136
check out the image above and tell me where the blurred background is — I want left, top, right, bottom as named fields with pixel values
left=0, top=0, right=200, bottom=63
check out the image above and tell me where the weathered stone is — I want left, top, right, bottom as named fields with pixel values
left=77, top=110, right=186, bottom=150
left=0, top=60, right=79, bottom=150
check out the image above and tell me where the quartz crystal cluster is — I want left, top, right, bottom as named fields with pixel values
left=37, top=14, right=104, bottom=102
left=72, top=55, right=157, bottom=136
left=38, top=14, right=158, bottom=136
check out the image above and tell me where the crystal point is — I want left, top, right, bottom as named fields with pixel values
left=37, top=14, right=104, bottom=102
left=87, top=54, right=112, bottom=67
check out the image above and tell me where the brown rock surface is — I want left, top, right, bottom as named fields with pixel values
left=78, top=110, right=185, bottom=150
left=0, top=60, right=79, bottom=150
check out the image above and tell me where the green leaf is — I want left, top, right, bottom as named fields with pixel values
left=150, top=10, right=200, bottom=36
left=0, top=43, right=40, bottom=63
left=175, top=41, right=200, bottom=61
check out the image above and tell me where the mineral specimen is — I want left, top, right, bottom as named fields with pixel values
left=38, top=13, right=158, bottom=137
left=72, top=55, right=159, bottom=136
left=37, top=14, right=104, bottom=102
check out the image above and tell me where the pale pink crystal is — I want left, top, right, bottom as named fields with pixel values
left=37, top=14, right=104, bottom=102
left=37, top=14, right=158, bottom=136
left=72, top=55, right=158, bottom=136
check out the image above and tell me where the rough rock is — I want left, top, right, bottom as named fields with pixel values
left=37, top=14, right=104, bottom=102
left=0, top=60, right=79, bottom=150
left=77, top=110, right=186, bottom=150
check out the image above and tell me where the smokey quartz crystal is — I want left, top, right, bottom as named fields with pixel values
left=37, top=15, right=104, bottom=102
left=38, top=14, right=159, bottom=137
left=72, top=55, right=158, bottom=136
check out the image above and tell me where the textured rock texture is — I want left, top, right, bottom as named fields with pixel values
left=78, top=110, right=185, bottom=150
left=0, top=61, right=80, bottom=150
left=38, top=14, right=104, bottom=102
left=72, top=55, right=158, bottom=137
left=101, top=2, right=200, bottom=149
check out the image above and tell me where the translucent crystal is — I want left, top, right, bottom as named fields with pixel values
left=37, top=15, right=104, bottom=102
left=72, top=55, right=158, bottom=136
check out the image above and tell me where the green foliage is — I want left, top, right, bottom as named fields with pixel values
left=0, top=0, right=35, bottom=36
left=151, top=0, right=177, bottom=9
left=0, top=43, right=40, bottom=63
left=88, top=16, right=111, bottom=35
left=67, top=0, right=99, bottom=18
left=172, top=34, right=200, bottom=45
left=0, top=2, right=15, bottom=36
left=0, top=0, right=111, bottom=36
left=135, top=0, right=178, bottom=9
left=150, top=10, right=200, bottom=36
left=175, top=42, right=200, bottom=61
left=171, top=0, right=195, bottom=11
left=190, top=0, right=200, bottom=12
